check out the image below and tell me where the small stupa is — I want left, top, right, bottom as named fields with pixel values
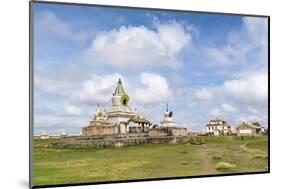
left=160, top=103, right=177, bottom=127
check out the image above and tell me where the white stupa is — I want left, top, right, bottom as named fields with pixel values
left=82, top=78, right=152, bottom=135
left=106, top=78, right=137, bottom=123
left=160, top=103, right=177, bottom=127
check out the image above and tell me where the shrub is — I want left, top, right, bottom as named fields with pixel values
left=181, top=161, right=188, bottom=165
left=212, top=155, right=221, bottom=160
left=253, top=153, right=267, bottom=159
left=194, top=161, right=200, bottom=165
left=190, top=137, right=205, bottom=145
left=216, top=162, right=236, bottom=170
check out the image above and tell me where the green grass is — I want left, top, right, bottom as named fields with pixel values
left=33, top=136, right=268, bottom=186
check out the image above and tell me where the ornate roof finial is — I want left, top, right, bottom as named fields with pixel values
left=97, top=102, right=100, bottom=112
left=166, top=103, right=169, bottom=112
left=113, top=78, right=125, bottom=96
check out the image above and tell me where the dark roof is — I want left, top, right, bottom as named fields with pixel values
left=129, top=117, right=151, bottom=123
left=209, top=119, right=227, bottom=123
left=206, top=123, right=228, bottom=126
left=207, top=118, right=228, bottom=127
left=119, top=121, right=129, bottom=124
left=237, top=122, right=261, bottom=129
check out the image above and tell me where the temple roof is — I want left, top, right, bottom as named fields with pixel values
left=206, top=119, right=228, bottom=127
left=237, top=122, right=261, bottom=129
left=113, top=78, right=125, bottom=96
left=129, top=116, right=151, bottom=123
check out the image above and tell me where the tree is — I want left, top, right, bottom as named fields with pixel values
left=252, top=122, right=261, bottom=127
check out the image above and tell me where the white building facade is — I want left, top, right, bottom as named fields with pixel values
left=206, top=119, right=231, bottom=136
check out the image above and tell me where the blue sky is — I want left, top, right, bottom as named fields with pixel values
left=33, top=2, right=268, bottom=135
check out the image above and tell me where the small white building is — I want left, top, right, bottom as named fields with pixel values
left=206, top=119, right=231, bottom=136
left=236, top=122, right=263, bottom=136
left=38, top=130, right=49, bottom=139
left=119, top=116, right=151, bottom=133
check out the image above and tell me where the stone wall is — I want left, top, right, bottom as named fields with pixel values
left=50, top=134, right=192, bottom=148
left=82, top=126, right=115, bottom=136
left=148, top=128, right=169, bottom=137
left=148, top=127, right=187, bottom=137
left=170, top=127, right=187, bottom=136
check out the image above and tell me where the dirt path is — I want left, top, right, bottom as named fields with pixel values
left=239, top=144, right=266, bottom=157
left=197, top=144, right=214, bottom=173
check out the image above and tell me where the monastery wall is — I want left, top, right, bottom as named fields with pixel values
left=170, top=127, right=187, bottom=136
left=82, top=126, right=115, bottom=136
left=50, top=134, right=192, bottom=148
left=148, top=127, right=187, bottom=137
left=148, top=128, right=169, bottom=137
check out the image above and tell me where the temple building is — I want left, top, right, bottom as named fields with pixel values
left=206, top=118, right=231, bottom=136
left=81, top=78, right=152, bottom=136
left=236, top=122, right=265, bottom=136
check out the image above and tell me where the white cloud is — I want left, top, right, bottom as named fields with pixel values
left=64, top=102, right=82, bottom=116
left=241, top=17, right=268, bottom=49
left=210, top=108, right=222, bottom=117
left=192, top=69, right=267, bottom=128
left=247, top=106, right=260, bottom=115
left=34, top=75, right=74, bottom=95
left=36, top=10, right=94, bottom=43
left=74, top=73, right=124, bottom=105
left=34, top=113, right=88, bottom=134
left=135, top=73, right=171, bottom=105
left=69, top=72, right=171, bottom=106
left=210, top=103, right=237, bottom=117
left=86, top=21, right=192, bottom=69
left=203, top=16, right=268, bottom=67
left=204, top=47, right=231, bottom=66
left=221, top=103, right=237, bottom=113
left=195, top=88, right=213, bottom=101
left=34, top=76, right=60, bottom=94
left=222, top=71, right=268, bottom=108
left=195, top=71, right=267, bottom=111
left=168, top=74, right=185, bottom=85
left=247, top=106, right=268, bottom=123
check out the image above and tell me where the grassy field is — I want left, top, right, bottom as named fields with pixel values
left=33, top=136, right=268, bottom=186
